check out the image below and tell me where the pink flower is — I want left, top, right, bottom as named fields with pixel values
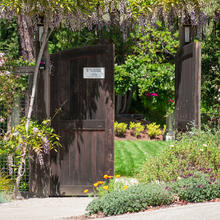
left=168, top=99, right=171, bottom=103
left=146, top=92, right=151, bottom=97
left=172, top=100, right=174, bottom=103
left=151, top=93, right=158, bottom=96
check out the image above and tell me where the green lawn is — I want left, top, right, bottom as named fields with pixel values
left=114, top=140, right=172, bottom=177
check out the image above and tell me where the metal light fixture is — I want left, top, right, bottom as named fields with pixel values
left=183, top=24, right=192, bottom=44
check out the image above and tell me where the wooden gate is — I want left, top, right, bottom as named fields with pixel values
left=175, top=42, right=201, bottom=131
left=50, top=44, right=114, bottom=195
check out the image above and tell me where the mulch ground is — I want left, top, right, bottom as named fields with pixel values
left=114, top=130, right=163, bottom=141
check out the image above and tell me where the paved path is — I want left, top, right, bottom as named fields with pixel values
left=0, top=197, right=93, bottom=220
left=97, top=202, right=220, bottom=220
left=0, top=198, right=220, bottom=220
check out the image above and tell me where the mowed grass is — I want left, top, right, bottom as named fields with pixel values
left=114, top=140, right=172, bottom=177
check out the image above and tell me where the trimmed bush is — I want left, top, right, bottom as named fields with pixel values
left=138, top=127, right=220, bottom=183
left=86, top=183, right=174, bottom=216
left=114, top=122, right=128, bottom=137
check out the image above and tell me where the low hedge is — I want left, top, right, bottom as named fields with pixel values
left=86, top=183, right=174, bottom=216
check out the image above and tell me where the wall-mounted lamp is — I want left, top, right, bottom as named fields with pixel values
left=39, top=60, right=46, bottom=70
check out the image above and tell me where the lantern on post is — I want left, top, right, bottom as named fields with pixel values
left=183, top=24, right=193, bottom=44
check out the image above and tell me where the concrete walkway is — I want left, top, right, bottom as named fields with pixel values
left=0, top=198, right=220, bottom=220
left=97, top=202, right=220, bottom=220
left=0, top=197, right=93, bottom=220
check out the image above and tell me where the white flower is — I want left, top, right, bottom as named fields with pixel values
left=0, top=117, right=5, bottom=123
left=12, top=132, right=19, bottom=136
left=177, top=177, right=182, bottom=180
left=170, top=145, right=174, bottom=147
left=203, top=144, right=207, bottom=147
left=199, top=148, right=204, bottom=152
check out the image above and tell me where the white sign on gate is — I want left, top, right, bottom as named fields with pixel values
left=83, top=67, right=105, bottom=79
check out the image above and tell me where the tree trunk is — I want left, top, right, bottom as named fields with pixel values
left=17, top=14, right=34, bottom=62
left=13, top=19, right=53, bottom=198
left=125, top=90, right=133, bottom=113
left=25, top=21, right=52, bottom=131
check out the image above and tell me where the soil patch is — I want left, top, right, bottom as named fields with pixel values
left=114, top=130, right=163, bottom=141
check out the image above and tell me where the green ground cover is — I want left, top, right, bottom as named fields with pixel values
left=114, top=140, right=172, bottom=177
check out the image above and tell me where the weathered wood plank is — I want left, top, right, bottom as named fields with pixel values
left=50, top=44, right=114, bottom=196
left=175, top=42, right=201, bottom=131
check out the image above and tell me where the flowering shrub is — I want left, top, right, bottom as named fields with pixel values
left=138, top=127, right=220, bottom=183
left=1, top=118, right=61, bottom=166
left=0, top=117, right=61, bottom=192
left=166, top=98, right=175, bottom=116
left=114, top=122, right=128, bottom=137
left=86, top=183, right=174, bottom=216
left=146, top=122, right=161, bottom=138
left=167, top=172, right=220, bottom=202
left=129, top=122, right=145, bottom=137
left=84, top=174, right=125, bottom=198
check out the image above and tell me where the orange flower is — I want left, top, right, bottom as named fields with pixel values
left=93, top=182, right=99, bottom=187
left=83, top=189, right=88, bottom=193
left=98, top=181, right=104, bottom=185
left=103, top=174, right=109, bottom=179
left=123, top=185, right=128, bottom=190
left=103, top=185, right=109, bottom=190
left=108, top=176, right=113, bottom=179
left=115, top=175, right=120, bottom=178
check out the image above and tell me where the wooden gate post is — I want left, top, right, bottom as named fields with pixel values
left=175, top=41, right=201, bottom=131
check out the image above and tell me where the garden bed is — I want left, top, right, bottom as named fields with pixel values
left=114, top=130, right=163, bottom=141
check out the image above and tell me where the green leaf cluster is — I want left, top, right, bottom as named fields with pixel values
left=114, top=122, right=128, bottom=137
left=0, top=19, right=19, bottom=58
left=1, top=118, right=61, bottom=164
left=129, top=122, right=145, bottom=137
left=146, top=122, right=161, bottom=138
left=201, top=22, right=220, bottom=113
left=0, top=172, right=13, bottom=192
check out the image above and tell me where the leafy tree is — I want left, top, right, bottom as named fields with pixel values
left=0, top=0, right=112, bottom=197
left=0, top=0, right=145, bottom=198
left=201, top=21, right=220, bottom=114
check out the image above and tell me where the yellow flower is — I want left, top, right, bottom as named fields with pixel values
left=123, top=185, right=128, bottom=190
left=108, top=176, right=113, bottom=179
left=98, top=181, right=104, bottom=185
left=103, top=185, right=109, bottom=190
left=93, top=182, right=99, bottom=187
left=103, top=174, right=109, bottom=179
left=83, top=189, right=88, bottom=193
left=115, top=175, right=120, bottom=178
